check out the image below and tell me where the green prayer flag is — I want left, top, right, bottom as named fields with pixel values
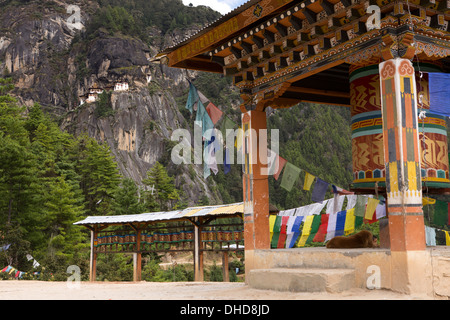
left=306, top=214, right=322, bottom=244
left=185, top=81, right=198, bottom=113
left=221, top=116, right=237, bottom=141
left=271, top=216, right=282, bottom=248
left=280, top=162, right=302, bottom=192
left=195, top=100, right=214, bottom=140
left=434, top=200, right=449, bottom=227
left=354, top=195, right=368, bottom=217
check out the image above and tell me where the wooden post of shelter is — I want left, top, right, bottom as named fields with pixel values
left=222, top=251, right=229, bottom=282
left=89, top=225, right=98, bottom=282
left=193, top=218, right=204, bottom=281
left=131, top=224, right=143, bottom=282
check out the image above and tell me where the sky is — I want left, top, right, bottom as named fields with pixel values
left=182, top=0, right=248, bottom=15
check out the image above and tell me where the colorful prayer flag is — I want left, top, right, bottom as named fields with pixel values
left=335, top=210, right=347, bottom=236
left=311, top=178, right=329, bottom=203
left=354, top=195, right=368, bottom=217
left=277, top=216, right=289, bottom=248
left=429, top=72, right=450, bottom=117
left=313, top=214, right=329, bottom=242
left=273, top=156, right=287, bottom=181
left=445, top=230, right=450, bottom=246
left=434, top=200, right=449, bottom=227
left=280, top=162, right=302, bottom=191
left=344, top=208, right=356, bottom=235
left=269, top=215, right=277, bottom=241
left=185, top=81, right=199, bottom=113
left=365, top=198, right=380, bottom=220
left=224, top=147, right=231, bottom=174
left=206, top=102, right=223, bottom=125
left=332, top=185, right=354, bottom=195
left=303, top=172, right=315, bottom=190
left=298, top=215, right=315, bottom=247
left=271, top=216, right=282, bottom=248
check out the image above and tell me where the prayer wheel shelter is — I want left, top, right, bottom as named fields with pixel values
left=153, top=0, right=450, bottom=295
left=74, top=203, right=248, bottom=282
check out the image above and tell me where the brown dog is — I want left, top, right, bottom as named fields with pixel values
left=326, top=230, right=377, bottom=248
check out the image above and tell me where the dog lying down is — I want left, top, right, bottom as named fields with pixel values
left=326, top=230, right=378, bottom=248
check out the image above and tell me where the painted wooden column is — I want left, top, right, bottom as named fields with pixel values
left=241, top=109, right=270, bottom=279
left=379, top=58, right=431, bottom=295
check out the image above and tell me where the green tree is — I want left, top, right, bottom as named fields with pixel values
left=75, top=135, right=121, bottom=215
left=113, top=178, right=146, bottom=215
left=143, top=162, right=180, bottom=212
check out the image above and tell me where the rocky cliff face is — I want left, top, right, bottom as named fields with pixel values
left=0, top=1, right=222, bottom=206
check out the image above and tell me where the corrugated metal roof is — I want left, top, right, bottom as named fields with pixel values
left=73, top=202, right=244, bottom=226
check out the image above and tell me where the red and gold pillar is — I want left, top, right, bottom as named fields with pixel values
left=241, top=109, right=270, bottom=278
left=379, top=58, right=431, bottom=295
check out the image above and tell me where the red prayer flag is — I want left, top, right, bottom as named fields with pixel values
left=277, top=216, right=289, bottom=248
left=313, top=214, right=329, bottom=242
left=206, top=102, right=223, bottom=125
left=273, top=156, right=287, bottom=180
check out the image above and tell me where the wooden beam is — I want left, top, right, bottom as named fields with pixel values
left=263, top=29, right=275, bottom=44
left=230, top=46, right=242, bottom=59
left=285, top=86, right=350, bottom=98
left=289, top=15, right=303, bottom=31
left=274, top=23, right=288, bottom=37
left=303, top=7, right=317, bottom=24
left=241, top=41, right=253, bottom=54
left=320, top=0, right=335, bottom=15
left=252, top=35, right=265, bottom=49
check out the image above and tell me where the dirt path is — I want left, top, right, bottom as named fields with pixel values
left=0, top=280, right=431, bottom=300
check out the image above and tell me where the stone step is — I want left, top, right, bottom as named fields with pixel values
left=247, top=268, right=355, bottom=293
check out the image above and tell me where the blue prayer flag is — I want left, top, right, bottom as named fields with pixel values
left=429, top=72, right=450, bottom=117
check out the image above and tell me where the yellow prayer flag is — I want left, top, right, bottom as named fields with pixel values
left=445, top=230, right=450, bottom=246
left=269, top=215, right=277, bottom=241
left=365, top=198, right=380, bottom=220
left=423, top=197, right=436, bottom=206
left=235, top=127, right=243, bottom=151
left=344, top=208, right=355, bottom=235
left=297, top=215, right=314, bottom=247
left=303, top=172, right=316, bottom=191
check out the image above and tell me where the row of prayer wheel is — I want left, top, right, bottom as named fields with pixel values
left=94, top=230, right=243, bottom=252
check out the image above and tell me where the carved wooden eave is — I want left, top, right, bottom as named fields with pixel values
left=153, top=0, right=450, bottom=111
